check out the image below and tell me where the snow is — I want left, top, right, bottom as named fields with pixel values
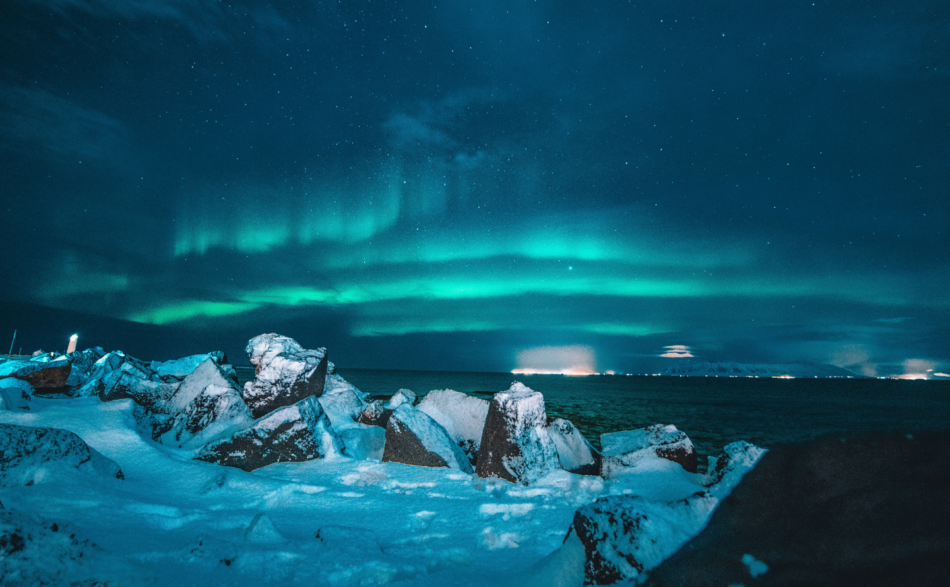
left=150, top=352, right=225, bottom=380
left=601, top=424, right=696, bottom=478
left=547, top=419, right=596, bottom=473
left=385, top=388, right=416, bottom=409
left=417, top=389, right=489, bottom=453
left=0, top=379, right=34, bottom=412
left=742, top=553, right=769, bottom=577
left=0, top=355, right=765, bottom=586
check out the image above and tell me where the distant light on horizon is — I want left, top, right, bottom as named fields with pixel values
left=515, top=345, right=597, bottom=375
left=660, top=344, right=694, bottom=358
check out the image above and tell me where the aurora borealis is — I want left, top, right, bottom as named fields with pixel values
left=2, top=1, right=948, bottom=376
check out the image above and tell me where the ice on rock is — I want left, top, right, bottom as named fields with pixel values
left=242, top=333, right=329, bottom=418
left=601, top=424, right=698, bottom=478
left=547, top=418, right=599, bottom=475
left=0, top=423, right=124, bottom=486
left=384, top=388, right=416, bottom=409
left=0, top=357, right=71, bottom=391
left=417, top=389, right=489, bottom=465
left=317, top=375, right=368, bottom=432
left=383, top=404, right=473, bottom=472
left=0, top=378, right=34, bottom=411
left=475, top=382, right=559, bottom=484
left=569, top=493, right=718, bottom=585
left=159, top=359, right=254, bottom=449
left=338, top=424, right=386, bottom=460
left=197, top=397, right=342, bottom=471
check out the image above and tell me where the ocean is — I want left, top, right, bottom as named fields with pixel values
left=236, top=366, right=950, bottom=470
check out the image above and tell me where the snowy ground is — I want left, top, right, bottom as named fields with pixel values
left=0, top=393, right=716, bottom=586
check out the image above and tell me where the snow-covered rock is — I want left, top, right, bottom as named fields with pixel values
left=0, top=423, right=124, bottom=486
left=73, top=351, right=152, bottom=398
left=338, top=424, right=387, bottom=460
left=417, top=389, right=489, bottom=465
left=601, top=424, right=697, bottom=478
left=475, top=382, right=559, bottom=484
left=356, top=399, right=393, bottom=428
left=569, top=493, right=718, bottom=585
left=0, top=358, right=71, bottom=391
left=197, top=397, right=342, bottom=471
left=0, top=378, right=34, bottom=412
left=63, top=346, right=106, bottom=388
left=382, top=405, right=473, bottom=472
left=242, top=333, right=329, bottom=418
left=149, top=351, right=228, bottom=382
left=547, top=418, right=599, bottom=475
left=158, top=359, right=254, bottom=449
left=703, top=441, right=767, bottom=497
left=99, top=372, right=178, bottom=413
left=385, top=388, right=416, bottom=409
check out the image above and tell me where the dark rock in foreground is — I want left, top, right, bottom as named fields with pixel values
left=382, top=405, right=472, bottom=471
left=0, top=423, right=124, bottom=486
left=242, top=333, right=329, bottom=419
left=0, top=359, right=72, bottom=391
left=475, top=382, right=559, bottom=484
left=197, top=397, right=341, bottom=471
left=601, top=424, right=697, bottom=478
left=644, top=433, right=950, bottom=587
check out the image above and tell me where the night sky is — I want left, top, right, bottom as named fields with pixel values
left=2, top=1, right=948, bottom=376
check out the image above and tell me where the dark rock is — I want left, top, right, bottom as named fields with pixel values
left=196, top=397, right=341, bottom=471
left=601, top=424, right=697, bottom=478
left=644, top=433, right=950, bottom=587
left=100, top=372, right=178, bottom=413
left=0, top=423, right=124, bottom=485
left=242, top=333, right=329, bottom=418
left=64, top=346, right=106, bottom=388
left=382, top=405, right=472, bottom=471
left=0, top=358, right=72, bottom=391
left=475, top=382, right=559, bottom=484
left=548, top=418, right=600, bottom=475
left=357, top=400, right=393, bottom=428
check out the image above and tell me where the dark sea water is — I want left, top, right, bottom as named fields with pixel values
left=236, top=366, right=950, bottom=469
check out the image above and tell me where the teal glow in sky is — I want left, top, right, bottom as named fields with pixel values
left=2, top=0, right=948, bottom=376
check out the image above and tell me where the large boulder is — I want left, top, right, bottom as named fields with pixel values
left=644, top=433, right=950, bottom=587
left=0, top=358, right=71, bottom=391
left=73, top=351, right=152, bottom=398
left=337, top=424, right=387, bottom=460
left=0, top=423, right=124, bottom=486
left=417, top=389, right=489, bottom=466
left=382, top=404, right=472, bottom=472
left=317, top=375, right=368, bottom=431
left=547, top=418, right=599, bottom=475
left=158, top=359, right=254, bottom=449
left=475, top=382, right=559, bottom=484
left=242, top=334, right=328, bottom=418
left=196, top=397, right=342, bottom=471
left=601, top=424, right=698, bottom=478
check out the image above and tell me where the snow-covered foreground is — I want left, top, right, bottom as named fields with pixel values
left=1, top=337, right=764, bottom=586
